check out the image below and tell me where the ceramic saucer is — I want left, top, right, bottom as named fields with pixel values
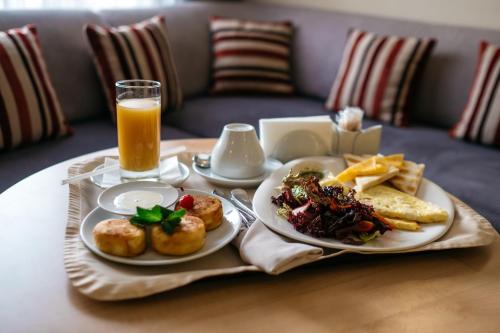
left=192, top=158, right=283, bottom=188
left=97, top=181, right=179, bottom=215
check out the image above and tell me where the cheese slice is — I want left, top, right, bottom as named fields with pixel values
left=354, top=165, right=399, bottom=192
left=336, top=156, right=389, bottom=183
left=344, top=154, right=425, bottom=195
left=355, top=185, right=448, bottom=223
left=344, top=154, right=398, bottom=191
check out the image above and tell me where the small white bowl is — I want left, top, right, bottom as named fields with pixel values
left=97, top=181, right=179, bottom=215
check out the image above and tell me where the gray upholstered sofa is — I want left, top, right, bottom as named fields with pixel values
left=0, top=2, right=499, bottom=230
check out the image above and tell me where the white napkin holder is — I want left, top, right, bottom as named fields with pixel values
left=332, top=123, right=382, bottom=156
left=259, top=116, right=333, bottom=163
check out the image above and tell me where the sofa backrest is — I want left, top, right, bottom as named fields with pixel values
left=100, top=2, right=500, bottom=128
left=2, top=3, right=500, bottom=128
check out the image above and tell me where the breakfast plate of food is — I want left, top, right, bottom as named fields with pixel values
left=253, top=155, right=454, bottom=252
left=80, top=188, right=241, bottom=265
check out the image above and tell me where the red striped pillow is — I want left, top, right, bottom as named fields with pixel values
left=85, top=16, right=182, bottom=119
left=325, top=30, right=435, bottom=126
left=0, top=25, right=71, bottom=151
left=451, top=41, right=500, bottom=147
left=210, top=17, right=294, bottom=95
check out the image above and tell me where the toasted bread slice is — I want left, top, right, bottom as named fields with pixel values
left=355, top=185, right=448, bottom=223
left=389, top=160, right=425, bottom=196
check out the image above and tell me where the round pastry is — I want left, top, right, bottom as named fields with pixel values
left=176, top=195, right=223, bottom=231
left=151, top=215, right=206, bottom=256
left=93, top=219, right=146, bottom=257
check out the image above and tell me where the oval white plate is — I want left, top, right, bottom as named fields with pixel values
left=192, top=158, right=283, bottom=188
left=81, top=189, right=241, bottom=266
left=91, top=162, right=190, bottom=188
left=98, top=181, right=179, bottom=215
left=253, top=156, right=455, bottom=252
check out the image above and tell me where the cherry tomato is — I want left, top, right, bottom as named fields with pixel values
left=178, top=194, right=194, bottom=210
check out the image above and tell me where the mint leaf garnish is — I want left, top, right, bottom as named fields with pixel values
left=129, top=205, right=187, bottom=236
left=161, top=219, right=181, bottom=235
left=160, top=209, right=186, bottom=235
left=166, top=208, right=186, bottom=222
left=136, top=206, right=163, bottom=223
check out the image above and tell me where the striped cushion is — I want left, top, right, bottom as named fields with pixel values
left=451, top=41, right=500, bottom=147
left=85, top=16, right=182, bottom=119
left=0, top=25, right=71, bottom=151
left=210, top=17, right=294, bottom=95
left=325, top=30, right=435, bottom=126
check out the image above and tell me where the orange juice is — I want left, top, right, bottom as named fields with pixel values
left=117, top=98, right=160, bottom=172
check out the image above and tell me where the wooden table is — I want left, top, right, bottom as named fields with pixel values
left=1, top=138, right=499, bottom=333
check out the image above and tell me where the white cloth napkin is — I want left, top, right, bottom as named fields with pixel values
left=101, top=156, right=181, bottom=186
left=236, top=220, right=324, bottom=275
left=259, top=116, right=334, bottom=161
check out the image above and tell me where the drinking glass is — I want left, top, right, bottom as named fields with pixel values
left=116, top=80, right=161, bottom=180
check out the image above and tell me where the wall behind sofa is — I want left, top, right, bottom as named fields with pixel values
left=249, top=0, right=500, bottom=30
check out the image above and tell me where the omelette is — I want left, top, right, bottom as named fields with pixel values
left=355, top=185, right=448, bottom=223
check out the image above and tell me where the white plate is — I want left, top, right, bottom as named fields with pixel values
left=253, top=156, right=455, bottom=252
left=91, top=161, right=190, bottom=188
left=81, top=189, right=241, bottom=265
left=98, top=181, right=180, bottom=215
left=192, top=158, right=283, bottom=188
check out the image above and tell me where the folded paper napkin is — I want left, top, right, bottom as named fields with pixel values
left=259, top=116, right=333, bottom=162
left=101, top=156, right=181, bottom=186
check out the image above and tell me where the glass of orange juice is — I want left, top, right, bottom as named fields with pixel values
left=116, top=80, right=161, bottom=180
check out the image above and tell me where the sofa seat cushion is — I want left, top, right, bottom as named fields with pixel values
left=0, top=117, right=195, bottom=193
left=168, top=96, right=331, bottom=137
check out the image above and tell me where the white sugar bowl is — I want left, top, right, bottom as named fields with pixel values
left=211, top=123, right=266, bottom=179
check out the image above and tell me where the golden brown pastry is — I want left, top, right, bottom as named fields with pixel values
left=176, top=195, right=223, bottom=231
left=151, top=215, right=206, bottom=255
left=93, top=219, right=146, bottom=257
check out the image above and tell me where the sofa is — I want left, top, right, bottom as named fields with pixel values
left=0, top=2, right=499, bottom=230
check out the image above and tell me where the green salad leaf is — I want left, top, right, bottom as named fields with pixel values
left=359, top=231, right=381, bottom=243
left=291, top=185, right=308, bottom=204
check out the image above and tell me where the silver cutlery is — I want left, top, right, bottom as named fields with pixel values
left=212, top=189, right=255, bottom=228
left=193, top=153, right=211, bottom=168
left=229, top=189, right=257, bottom=221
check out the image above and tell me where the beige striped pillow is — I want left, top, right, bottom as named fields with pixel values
left=325, top=30, right=435, bottom=126
left=85, top=16, right=182, bottom=119
left=0, top=25, right=71, bottom=151
left=450, top=41, right=500, bottom=147
left=210, top=16, right=294, bottom=95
